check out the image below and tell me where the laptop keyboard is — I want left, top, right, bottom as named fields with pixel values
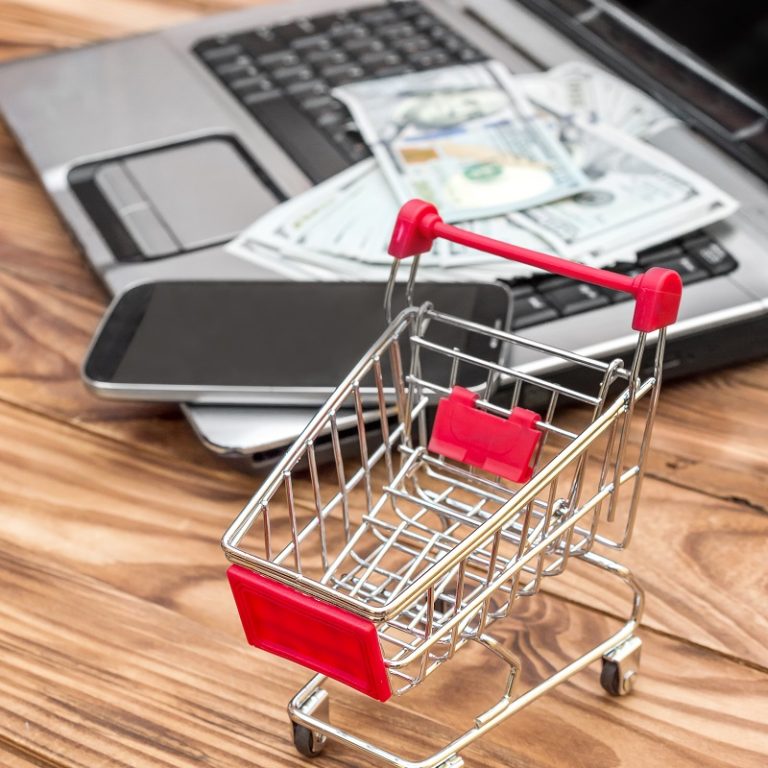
left=193, top=0, right=738, bottom=331
left=194, top=1, right=483, bottom=183
left=511, top=234, right=737, bottom=329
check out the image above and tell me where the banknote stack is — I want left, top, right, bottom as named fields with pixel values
left=228, top=60, right=738, bottom=282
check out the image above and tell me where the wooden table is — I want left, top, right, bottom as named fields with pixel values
left=0, top=2, right=766, bottom=766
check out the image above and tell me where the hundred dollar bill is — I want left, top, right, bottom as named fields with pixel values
left=519, top=61, right=679, bottom=139
left=227, top=158, right=561, bottom=279
left=333, top=61, right=588, bottom=222
left=511, top=122, right=738, bottom=260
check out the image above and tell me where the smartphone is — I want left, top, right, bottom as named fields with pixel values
left=83, top=280, right=512, bottom=406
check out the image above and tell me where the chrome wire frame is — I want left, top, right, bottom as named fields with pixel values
left=222, top=255, right=666, bottom=766
left=288, top=552, right=644, bottom=768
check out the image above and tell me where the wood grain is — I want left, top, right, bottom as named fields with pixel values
left=0, top=393, right=765, bottom=671
left=0, top=2, right=765, bottom=767
left=0, top=546, right=765, bottom=768
left=644, top=363, right=768, bottom=512
left=0, top=264, right=235, bottom=472
left=0, top=126, right=106, bottom=302
left=0, top=0, right=766, bottom=506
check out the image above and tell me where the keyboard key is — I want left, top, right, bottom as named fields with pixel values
left=510, top=290, right=558, bottom=329
left=642, top=252, right=710, bottom=284
left=285, top=79, right=328, bottom=97
left=636, top=243, right=684, bottom=265
left=229, top=74, right=274, bottom=92
left=240, top=87, right=281, bottom=105
left=317, top=110, right=346, bottom=129
left=606, top=262, right=643, bottom=302
left=396, top=2, right=425, bottom=19
left=236, top=30, right=283, bottom=57
left=431, top=31, right=465, bottom=50
left=358, top=50, right=402, bottom=67
left=321, top=63, right=366, bottom=86
left=331, top=124, right=369, bottom=159
left=683, top=236, right=738, bottom=276
left=214, top=56, right=255, bottom=77
left=334, top=138, right=370, bottom=163
left=542, top=283, right=610, bottom=315
left=343, top=123, right=365, bottom=144
left=273, top=21, right=316, bottom=40
left=218, top=65, right=261, bottom=85
left=456, top=47, right=485, bottom=63
left=370, top=64, right=413, bottom=78
left=412, top=13, right=442, bottom=31
left=246, top=97, right=349, bottom=183
left=308, top=13, right=347, bottom=34
left=342, top=37, right=385, bottom=54
left=379, top=22, right=417, bottom=39
left=408, top=49, right=452, bottom=68
left=532, top=274, right=571, bottom=293
left=271, top=65, right=314, bottom=85
left=329, top=22, right=368, bottom=40
left=354, top=8, right=400, bottom=25
left=393, top=35, right=432, bottom=54
left=198, top=42, right=243, bottom=62
left=299, top=94, right=343, bottom=113
left=305, top=48, right=348, bottom=66
left=430, top=26, right=457, bottom=41
left=256, top=50, right=300, bottom=68
left=290, top=33, right=332, bottom=52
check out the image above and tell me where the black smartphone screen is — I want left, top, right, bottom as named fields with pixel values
left=85, top=280, right=511, bottom=391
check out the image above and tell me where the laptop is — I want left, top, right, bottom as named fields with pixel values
left=1, top=0, right=766, bottom=469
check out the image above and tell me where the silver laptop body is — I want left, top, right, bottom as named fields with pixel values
left=1, top=0, right=766, bottom=468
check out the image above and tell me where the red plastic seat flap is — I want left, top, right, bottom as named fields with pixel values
left=428, top=387, right=541, bottom=483
left=227, top=565, right=391, bottom=701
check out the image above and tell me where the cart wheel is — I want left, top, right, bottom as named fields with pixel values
left=600, top=636, right=642, bottom=696
left=293, top=724, right=326, bottom=758
left=600, top=660, right=625, bottom=696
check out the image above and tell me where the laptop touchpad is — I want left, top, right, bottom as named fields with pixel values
left=91, top=138, right=280, bottom=259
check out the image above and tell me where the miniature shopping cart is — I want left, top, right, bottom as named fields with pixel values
left=222, top=200, right=682, bottom=768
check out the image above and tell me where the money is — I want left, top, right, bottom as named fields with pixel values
left=226, top=157, right=554, bottom=281
left=519, top=61, right=679, bottom=139
left=229, top=59, right=738, bottom=285
left=511, top=121, right=738, bottom=261
left=333, top=61, right=588, bottom=222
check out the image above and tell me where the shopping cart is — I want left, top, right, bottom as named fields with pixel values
left=222, top=199, right=682, bottom=768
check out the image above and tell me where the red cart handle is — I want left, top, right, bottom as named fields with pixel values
left=388, top=199, right=682, bottom=333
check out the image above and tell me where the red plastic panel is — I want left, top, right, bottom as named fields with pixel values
left=428, top=387, right=542, bottom=483
left=387, top=198, right=441, bottom=258
left=227, top=565, right=391, bottom=701
left=630, top=267, right=684, bottom=332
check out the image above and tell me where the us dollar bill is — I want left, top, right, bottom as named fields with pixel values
left=518, top=61, right=679, bottom=139
left=227, top=158, right=558, bottom=280
left=511, top=121, right=738, bottom=261
left=333, top=61, right=588, bottom=222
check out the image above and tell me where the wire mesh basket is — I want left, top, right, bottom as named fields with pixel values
left=223, top=199, right=682, bottom=767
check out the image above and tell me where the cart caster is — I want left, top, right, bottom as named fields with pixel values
left=600, top=636, right=642, bottom=696
left=290, top=687, right=330, bottom=758
left=293, top=723, right=327, bottom=758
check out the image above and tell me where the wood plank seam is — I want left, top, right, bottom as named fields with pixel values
left=0, top=735, right=70, bottom=768
left=548, top=589, right=768, bottom=675
left=0, top=388, right=764, bottom=664
left=644, top=470, right=767, bottom=516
